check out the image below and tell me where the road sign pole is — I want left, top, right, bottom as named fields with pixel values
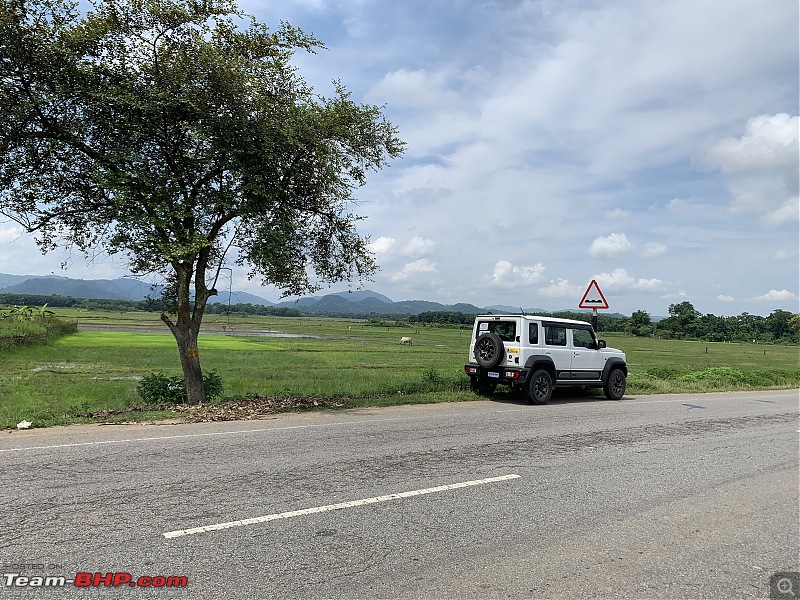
left=592, top=308, right=598, bottom=332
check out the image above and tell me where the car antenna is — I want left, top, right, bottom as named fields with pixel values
left=520, top=307, right=525, bottom=315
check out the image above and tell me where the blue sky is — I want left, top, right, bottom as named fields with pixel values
left=1, top=0, right=798, bottom=316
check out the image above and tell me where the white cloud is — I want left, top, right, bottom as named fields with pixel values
left=593, top=268, right=633, bottom=290
left=755, top=289, right=797, bottom=301
left=0, top=224, right=25, bottom=243
left=761, top=197, right=799, bottom=226
left=666, top=198, right=692, bottom=213
left=661, top=290, right=688, bottom=299
left=401, top=236, right=436, bottom=259
left=539, top=279, right=583, bottom=298
left=368, top=236, right=396, bottom=255
left=588, top=233, right=633, bottom=258
left=390, top=259, right=437, bottom=282
left=642, top=242, right=667, bottom=258
left=367, top=68, right=462, bottom=110
left=703, top=113, right=799, bottom=173
left=605, top=209, right=632, bottom=220
left=593, top=268, right=663, bottom=293
left=490, top=261, right=545, bottom=286
left=701, top=113, right=799, bottom=226
left=633, top=278, right=664, bottom=291
left=717, top=295, right=735, bottom=302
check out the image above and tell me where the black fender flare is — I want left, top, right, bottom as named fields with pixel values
left=523, top=355, right=556, bottom=381
left=602, top=358, right=628, bottom=382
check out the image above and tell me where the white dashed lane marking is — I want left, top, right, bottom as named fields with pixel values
left=163, top=474, right=522, bottom=539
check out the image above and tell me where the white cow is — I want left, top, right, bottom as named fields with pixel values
left=399, top=337, right=413, bottom=345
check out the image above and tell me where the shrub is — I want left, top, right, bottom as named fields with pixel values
left=136, top=370, right=224, bottom=404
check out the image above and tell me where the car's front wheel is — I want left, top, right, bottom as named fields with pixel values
left=603, top=368, right=626, bottom=400
left=526, top=369, right=553, bottom=405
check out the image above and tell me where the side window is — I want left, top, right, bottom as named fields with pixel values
left=477, top=320, right=517, bottom=342
left=572, top=328, right=596, bottom=349
left=544, top=326, right=566, bottom=346
left=529, top=323, right=538, bottom=344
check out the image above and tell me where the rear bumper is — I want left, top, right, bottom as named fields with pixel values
left=464, top=363, right=526, bottom=383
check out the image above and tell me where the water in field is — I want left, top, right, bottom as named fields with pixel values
left=77, top=323, right=322, bottom=338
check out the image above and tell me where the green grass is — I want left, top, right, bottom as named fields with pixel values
left=1, top=311, right=798, bottom=428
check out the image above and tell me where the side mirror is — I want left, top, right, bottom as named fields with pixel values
left=598, top=340, right=607, bottom=349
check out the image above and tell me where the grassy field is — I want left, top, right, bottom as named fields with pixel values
left=1, top=309, right=798, bottom=428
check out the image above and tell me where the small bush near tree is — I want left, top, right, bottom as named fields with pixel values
left=137, top=371, right=224, bottom=405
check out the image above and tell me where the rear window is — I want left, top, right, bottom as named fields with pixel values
left=529, top=323, right=539, bottom=344
left=477, top=320, right=517, bottom=342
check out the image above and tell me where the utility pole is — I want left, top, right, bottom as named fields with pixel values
left=220, top=267, right=232, bottom=327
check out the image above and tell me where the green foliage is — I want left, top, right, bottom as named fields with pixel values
left=0, top=304, right=55, bottom=321
left=136, top=371, right=224, bottom=404
left=0, top=308, right=77, bottom=350
left=410, top=311, right=477, bottom=325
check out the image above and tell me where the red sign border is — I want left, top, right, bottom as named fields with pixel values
left=579, top=279, right=609, bottom=310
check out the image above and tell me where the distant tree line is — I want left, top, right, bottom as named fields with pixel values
left=409, top=311, right=476, bottom=325
left=553, top=302, right=798, bottom=344
left=0, top=295, right=796, bottom=343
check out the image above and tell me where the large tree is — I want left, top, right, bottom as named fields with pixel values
left=0, top=0, right=404, bottom=403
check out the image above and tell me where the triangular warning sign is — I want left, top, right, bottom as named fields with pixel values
left=579, top=279, right=609, bottom=309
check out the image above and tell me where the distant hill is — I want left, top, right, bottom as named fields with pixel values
left=210, top=290, right=274, bottom=306
left=0, top=273, right=32, bottom=288
left=485, top=304, right=550, bottom=314
left=0, top=274, right=273, bottom=305
left=0, top=273, right=629, bottom=317
left=1, top=276, right=133, bottom=300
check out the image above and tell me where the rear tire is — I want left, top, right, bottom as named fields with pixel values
left=603, top=368, right=626, bottom=400
left=526, top=369, right=553, bottom=405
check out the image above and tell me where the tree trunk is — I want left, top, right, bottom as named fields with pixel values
left=162, top=262, right=207, bottom=404
left=173, top=317, right=205, bottom=404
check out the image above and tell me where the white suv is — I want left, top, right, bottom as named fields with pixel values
left=464, top=315, right=627, bottom=404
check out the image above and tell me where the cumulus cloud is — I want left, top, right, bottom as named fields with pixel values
left=755, top=289, right=797, bottom=301
left=717, top=295, right=735, bottom=302
left=701, top=113, right=799, bottom=225
left=588, top=233, right=632, bottom=258
left=606, top=209, right=632, bottom=220
left=490, top=261, right=545, bottom=286
left=401, top=236, right=437, bottom=259
left=0, top=224, right=24, bottom=243
left=539, top=279, right=584, bottom=298
left=703, top=113, right=799, bottom=173
left=593, top=268, right=633, bottom=290
left=594, top=268, right=663, bottom=292
left=367, top=68, right=461, bottom=110
left=368, top=236, right=396, bottom=255
left=632, top=278, right=663, bottom=291
left=642, top=242, right=667, bottom=258
left=661, top=290, right=688, bottom=299
left=390, top=258, right=437, bottom=282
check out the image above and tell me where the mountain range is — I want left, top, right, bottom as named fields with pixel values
left=0, top=273, right=580, bottom=316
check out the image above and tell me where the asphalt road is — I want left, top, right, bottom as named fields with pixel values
left=1, top=389, right=798, bottom=599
